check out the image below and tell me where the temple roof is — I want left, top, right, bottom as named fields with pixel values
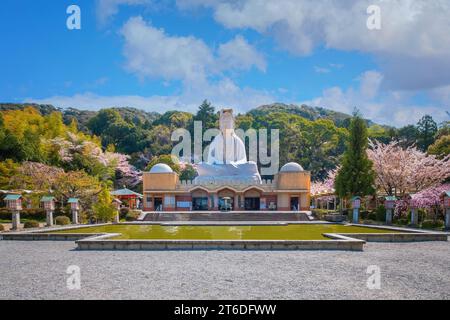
left=4, top=194, right=22, bottom=201
left=111, top=188, right=143, bottom=197
left=41, top=196, right=56, bottom=202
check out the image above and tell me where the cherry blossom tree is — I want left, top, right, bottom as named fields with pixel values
left=410, top=184, right=450, bottom=210
left=311, top=169, right=337, bottom=196
left=47, top=132, right=142, bottom=187
left=367, top=141, right=450, bottom=197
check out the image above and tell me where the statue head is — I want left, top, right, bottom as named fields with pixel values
left=219, top=108, right=234, bottom=133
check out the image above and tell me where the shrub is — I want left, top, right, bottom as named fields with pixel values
left=0, top=224, right=4, bottom=232
left=0, top=208, right=46, bottom=221
left=24, top=220, right=40, bottom=229
left=367, top=212, right=377, bottom=221
left=55, top=216, right=71, bottom=226
left=125, top=211, right=140, bottom=221
left=421, top=220, right=444, bottom=230
left=395, top=218, right=409, bottom=226
left=375, top=205, right=386, bottom=221
left=120, top=207, right=130, bottom=220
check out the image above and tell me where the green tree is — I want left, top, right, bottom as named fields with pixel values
left=417, top=115, right=438, bottom=151
left=428, top=135, right=450, bottom=159
left=93, top=186, right=116, bottom=223
left=334, top=112, right=375, bottom=199
left=397, top=124, right=419, bottom=147
left=194, top=100, right=217, bottom=130
left=180, top=164, right=197, bottom=181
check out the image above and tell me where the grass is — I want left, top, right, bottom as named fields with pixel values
left=52, top=224, right=396, bottom=240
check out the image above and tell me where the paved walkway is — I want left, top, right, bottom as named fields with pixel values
left=0, top=240, right=449, bottom=299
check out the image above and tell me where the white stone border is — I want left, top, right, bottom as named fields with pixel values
left=1, top=222, right=447, bottom=250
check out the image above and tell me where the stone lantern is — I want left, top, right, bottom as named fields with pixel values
left=112, top=198, right=122, bottom=224
left=441, top=191, right=450, bottom=230
left=4, top=194, right=23, bottom=230
left=67, top=198, right=80, bottom=224
left=409, top=199, right=419, bottom=227
left=384, top=196, right=397, bottom=225
left=40, top=196, right=56, bottom=227
left=351, top=196, right=361, bottom=224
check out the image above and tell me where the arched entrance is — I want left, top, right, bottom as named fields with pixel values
left=217, top=188, right=235, bottom=211
left=191, top=188, right=209, bottom=211
left=244, top=188, right=261, bottom=211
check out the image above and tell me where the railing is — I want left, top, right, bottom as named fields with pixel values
left=176, top=179, right=276, bottom=190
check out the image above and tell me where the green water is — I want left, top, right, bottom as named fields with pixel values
left=53, top=224, right=393, bottom=240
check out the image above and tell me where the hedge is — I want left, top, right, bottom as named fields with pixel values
left=24, top=220, right=40, bottom=229
left=0, top=208, right=47, bottom=221
left=55, top=216, right=71, bottom=225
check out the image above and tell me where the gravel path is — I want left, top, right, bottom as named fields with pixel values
left=0, top=240, right=449, bottom=300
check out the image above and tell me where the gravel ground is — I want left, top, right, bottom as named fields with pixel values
left=0, top=240, right=449, bottom=300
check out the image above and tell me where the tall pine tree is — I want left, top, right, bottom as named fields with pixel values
left=335, top=112, right=375, bottom=199
left=416, top=115, right=437, bottom=151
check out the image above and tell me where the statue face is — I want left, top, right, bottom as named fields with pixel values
left=219, top=109, right=234, bottom=132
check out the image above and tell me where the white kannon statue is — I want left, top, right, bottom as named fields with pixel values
left=194, top=108, right=261, bottom=185
left=207, top=109, right=247, bottom=165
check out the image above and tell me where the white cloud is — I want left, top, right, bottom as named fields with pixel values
left=120, top=16, right=214, bottom=84
left=120, top=16, right=266, bottom=85
left=217, top=35, right=266, bottom=72
left=96, top=0, right=151, bottom=26
left=314, top=66, right=330, bottom=74
left=32, top=15, right=272, bottom=118
left=26, top=81, right=274, bottom=115
left=303, top=71, right=448, bottom=127
left=177, top=0, right=450, bottom=91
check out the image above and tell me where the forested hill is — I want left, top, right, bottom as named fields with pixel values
left=248, top=103, right=374, bottom=128
left=0, top=104, right=160, bottom=134
left=1, top=101, right=444, bottom=181
left=1, top=102, right=362, bottom=127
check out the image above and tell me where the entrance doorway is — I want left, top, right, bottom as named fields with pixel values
left=244, top=198, right=260, bottom=210
left=192, top=197, right=208, bottom=211
left=154, top=197, right=163, bottom=211
left=290, top=197, right=299, bottom=211
left=219, top=197, right=233, bottom=211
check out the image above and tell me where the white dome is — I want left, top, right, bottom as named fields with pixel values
left=149, top=163, right=173, bottom=173
left=280, top=162, right=304, bottom=172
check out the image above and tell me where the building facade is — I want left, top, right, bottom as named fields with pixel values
left=142, top=162, right=311, bottom=212
left=142, top=109, right=311, bottom=212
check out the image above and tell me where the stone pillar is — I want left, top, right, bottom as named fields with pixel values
left=445, top=208, right=450, bottom=230
left=410, top=208, right=418, bottom=226
left=234, top=194, right=240, bottom=211
left=213, top=194, right=219, bottom=211
left=46, top=210, right=54, bottom=227
left=12, top=211, right=21, bottom=231
left=386, top=208, right=393, bottom=225
left=72, top=210, right=79, bottom=224
left=352, top=208, right=359, bottom=224
left=114, top=210, right=120, bottom=224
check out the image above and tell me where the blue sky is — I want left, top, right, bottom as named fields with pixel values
left=1, top=0, right=449, bottom=127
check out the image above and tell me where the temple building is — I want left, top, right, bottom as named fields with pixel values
left=142, top=109, right=311, bottom=212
